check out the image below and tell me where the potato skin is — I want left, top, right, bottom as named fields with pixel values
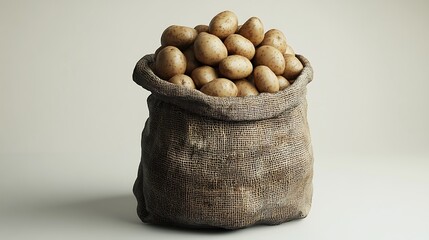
left=209, top=10, right=238, bottom=40
left=253, top=65, right=279, bottom=93
left=183, top=45, right=200, bottom=74
left=260, top=29, right=287, bottom=53
left=284, top=45, right=295, bottom=55
left=277, top=75, right=291, bottom=90
left=219, top=55, right=253, bottom=80
left=200, top=78, right=238, bottom=97
left=283, top=54, right=304, bottom=80
left=235, top=79, right=259, bottom=96
left=168, top=74, right=196, bottom=89
left=224, top=34, right=255, bottom=60
left=237, top=17, right=265, bottom=46
left=193, top=32, right=228, bottom=66
left=191, top=65, right=218, bottom=89
left=194, top=24, right=209, bottom=33
left=254, top=45, right=285, bottom=75
left=155, top=46, right=187, bottom=80
left=161, top=25, right=198, bottom=49
left=154, top=45, right=164, bottom=60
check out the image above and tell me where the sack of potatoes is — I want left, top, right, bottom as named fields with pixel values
left=133, top=10, right=314, bottom=229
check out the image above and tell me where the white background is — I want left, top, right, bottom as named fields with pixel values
left=1, top=0, right=428, bottom=239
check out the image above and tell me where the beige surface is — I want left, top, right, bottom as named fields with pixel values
left=1, top=0, right=429, bottom=239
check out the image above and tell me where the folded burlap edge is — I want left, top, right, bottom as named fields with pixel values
left=132, top=54, right=313, bottom=121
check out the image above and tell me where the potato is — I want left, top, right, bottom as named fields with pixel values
left=283, top=54, right=304, bottom=80
left=209, top=10, right=238, bottom=40
left=191, top=65, right=218, bottom=89
left=236, top=24, right=242, bottom=33
left=260, top=29, right=287, bottom=53
left=155, top=46, right=186, bottom=80
left=168, top=74, right=196, bottom=89
left=200, top=78, right=238, bottom=97
left=219, top=55, right=253, bottom=80
left=151, top=46, right=164, bottom=73
left=193, top=32, right=228, bottom=66
left=284, top=45, right=295, bottom=55
left=183, top=45, right=200, bottom=74
left=224, top=34, right=255, bottom=60
left=154, top=45, right=164, bottom=59
left=161, top=25, right=198, bottom=49
left=237, top=17, right=264, bottom=46
left=253, top=65, right=279, bottom=93
left=254, top=45, right=285, bottom=75
left=277, top=75, right=290, bottom=90
left=235, top=79, right=259, bottom=96
left=194, top=24, right=209, bottom=33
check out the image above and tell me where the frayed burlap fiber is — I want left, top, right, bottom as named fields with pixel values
left=132, top=54, right=314, bottom=229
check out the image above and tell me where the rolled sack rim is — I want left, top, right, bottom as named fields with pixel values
left=133, top=53, right=313, bottom=121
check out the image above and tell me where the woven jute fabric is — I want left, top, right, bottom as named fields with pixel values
left=132, top=54, right=314, bottom=229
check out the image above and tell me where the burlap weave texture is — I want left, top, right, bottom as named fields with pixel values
left=132, top=54, right=314, bottom=229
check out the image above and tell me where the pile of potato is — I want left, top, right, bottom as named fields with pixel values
left=151, top=10, right=304, bottom=97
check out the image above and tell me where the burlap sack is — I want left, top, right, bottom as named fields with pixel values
left=132, top=54, right=314, bottom=230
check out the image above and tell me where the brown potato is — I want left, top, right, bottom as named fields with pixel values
left=154, top=45, right=164, bottom=59
left=284, top=45, right=295, bottom=55
left=155, top=46, right=186, bottom=80
left=277, top=75, right=290, bottom=90
left=253, top=65, right=279, bottom=93
left=183, top=45, right=200, bottom=74
left=237, top=17, right=265, bottom=46
left=193, top=32, right=228, bottom=66
left=254, top=45, right=285, bottom=75
left=191, top=66, right=218, bottom=89
left=260, top=29, right=287, bottom=53
left=224, top=34, right=255, bottom=60
left=219, top=55, right=253, bottom=80
left=236, top=24, right=242, bottom=33
left=235, top=79, right=259, bottom=96
left=194, top=24, right=209, bottom=33
left=283, top=54, right=303, bottom=80
left=209, top=10, right=238, bottom=40
left=200, top=78, right=238, bottom=97
left=160, top=25, right=198, bottom=49
left=168, top=74, right=196, bottom=89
